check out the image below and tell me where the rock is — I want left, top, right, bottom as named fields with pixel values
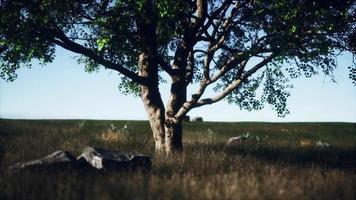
left=183, top=115, right=190, bottom=122
left=226, top=133, right=261, bottom=146
left=10, top=147, right=151, bottom=173
left=191, top=117, right=203, bottom=122
left=315, top=140, right=332, bottom=149
left=10, top=151, right=87, bottom=171
left=226, top=136, right=244, bottom=146
left=78, top=146, right=151, bottom=171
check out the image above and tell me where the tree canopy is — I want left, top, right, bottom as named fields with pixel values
left=0, top=0, right=355, bottom=120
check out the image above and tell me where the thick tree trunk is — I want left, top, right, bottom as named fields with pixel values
left=140, top=68, right=186, bottom=154
left=140, top=85, right=166, bottom=153
left=165, top=80, right=186, bottom=153
left=135, top=0, right=186, bottom=154
left=138, top=51, right=166, bottom=153
left=141, top=89, right=184, bottom=154
left=140, top=72, right=186, bottom=154
left=163, top=39, right=190, bottom=153
left=141, top=83, right=184, bottom=154
left=164, top=120, right=183, bottom=153
left=136, top=4, right=169, bottom=153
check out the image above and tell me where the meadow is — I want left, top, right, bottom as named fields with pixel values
left=0, top=119, right=355, bottom=200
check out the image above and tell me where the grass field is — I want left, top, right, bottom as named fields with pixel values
left=0, top=119, right=355, bottom=200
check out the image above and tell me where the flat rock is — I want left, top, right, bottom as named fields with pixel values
left=10, top=151, right=88, bottom=171
left=77, top=146, right=151, bottom=171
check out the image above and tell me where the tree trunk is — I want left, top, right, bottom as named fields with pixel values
left=138, top=52, right=166, bottom=153
left=140, top=85, right=166, bottom=153
left=163, top=38, right=190, bottom=153
left=165, top=80, right=186, bottom=153
left=140, top=70, right=186, bottom=154
left=164, top=120, right=183, bottom=153
left=141, top=87, right=184, bottom=154
left=135, top=0, right=185, bottom=154
left=136, top=7, right=168, bottom=153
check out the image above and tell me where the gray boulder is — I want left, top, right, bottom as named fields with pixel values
left=226, top=133, right=261, bottom=146
left=77, top=146, right=151, bottom=171
left=226, top=136, right=244, bottom=146
left=191, top=117, right=203, bottom=122
left=10, top=151, right=87, bottom=171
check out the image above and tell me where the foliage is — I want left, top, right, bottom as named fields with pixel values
left=350, top=63, right=356, bottom=85
left=0, top=0, right=355, bottom=116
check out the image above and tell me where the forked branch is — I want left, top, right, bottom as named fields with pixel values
left=175, top=53, right=276, bottom=118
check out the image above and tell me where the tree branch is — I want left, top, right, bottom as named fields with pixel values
left=174, top=54, right=245, bottom=120
left=174, top=79, right=209, bottom=120
left=155, top=54, right=177, bottom=77
left=209, top=2, right=241, bottom=52
left=244, top=54, right=276, bottom=78
left=194, top=0, right=232, bottom=41
left=194, top=79, right=243, bottom=108
left=51, top=27, right=148, bottom=85
left=194, top=53, right=276, bottom=108
left=186, top=50, right=194, bottom=85
left=203, top=51, right=213, bottom=80
left=210, top=57, right=246, bottom=83
left=192, top=0, right=207, bottom=30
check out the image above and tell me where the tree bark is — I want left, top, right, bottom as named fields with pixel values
left=138, top=52, right=166, bottom=153
left=139, top=51, right=185, bottom=154
left=136, top=0, right=191, bottom=154
left=140, top=85, right=166, bottom=153
left=164, top=75, right=187, bottom=153
left=136, top=0, right=169, bottom=153
left=163, top=38, right=190, bottom=153
left=142, top=96, right=166, bottom=153
left=164, top=81, right=186, bottom=153
left=164, top=119, right=183, bottom=153
left=141, top=78, right=184, bottom=154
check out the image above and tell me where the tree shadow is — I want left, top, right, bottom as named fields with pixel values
left=225, top=144, right=356, bottom=171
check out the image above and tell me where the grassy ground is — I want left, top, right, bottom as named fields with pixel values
left=0, top=119, right=355, bottom=200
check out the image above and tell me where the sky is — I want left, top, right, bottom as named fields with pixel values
left=0, top=48, right=355, bottom=122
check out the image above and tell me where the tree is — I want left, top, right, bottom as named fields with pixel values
left=1, top=0, right=355, bottom=154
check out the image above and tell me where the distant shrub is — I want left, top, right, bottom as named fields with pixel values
left=191, top=117, right=203, bottom=122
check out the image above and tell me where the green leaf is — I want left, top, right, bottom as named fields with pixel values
left=328, top=24, right=334, bottom=31
left=290, top=25, right=296, bottom=33
left=96, top=38, right=109, bottom=51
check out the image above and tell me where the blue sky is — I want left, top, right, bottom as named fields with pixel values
left=0, top=48, right=355, bottom=122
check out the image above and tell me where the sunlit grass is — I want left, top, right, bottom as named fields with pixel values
left=0, top=120, right=355, bottom=200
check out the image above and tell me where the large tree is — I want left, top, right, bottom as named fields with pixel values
left=1, top=0, right=355, bottom=153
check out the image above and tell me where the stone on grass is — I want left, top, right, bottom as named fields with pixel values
left=77, top=146, right=151, bottom=171
left=226, top=132, right=262, bottom=146
left=315, top=140, right=332, bottom=149
left=10, top=151, right=86, bottom=171
left=226, top=136, right=244, bottom=146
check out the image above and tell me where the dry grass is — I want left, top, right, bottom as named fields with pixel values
left=0, top=120, right=355, bottom=200
left=300, top=138, right=313, bottom=147
left=99, top=129, right=126, bottom=143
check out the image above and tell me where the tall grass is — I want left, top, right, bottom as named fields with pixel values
left=0, top=119, right=355, bottom=200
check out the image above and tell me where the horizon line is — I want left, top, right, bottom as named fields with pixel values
left=1, top=117, right=355, bottom=124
